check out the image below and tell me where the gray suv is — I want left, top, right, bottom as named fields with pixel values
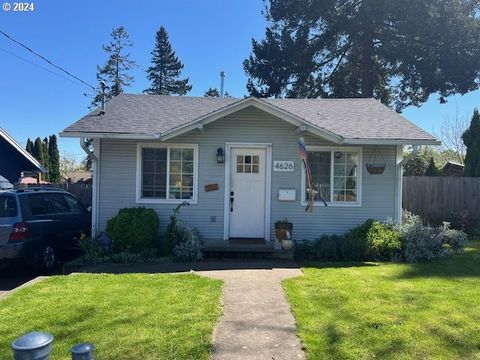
left=0, top=188, right=91, bottom=272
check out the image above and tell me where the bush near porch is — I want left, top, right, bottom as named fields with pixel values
left=284, top=241, right=480, bottom=359
left=0, top=274, right=222, bottom=360
left=294, top=214, right=467, bottom=263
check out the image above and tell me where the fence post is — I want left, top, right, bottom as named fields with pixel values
left=71, top=343, right=95, bottom=360
left=12, top=332, right=53, bottom=360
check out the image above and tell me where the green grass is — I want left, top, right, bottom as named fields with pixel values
left=0, top=273, right=222, bottom=359
left=284, top=242, right=480, bottom=360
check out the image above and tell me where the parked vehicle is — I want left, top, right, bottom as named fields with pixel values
left=0, top=188, right=91, bottom=272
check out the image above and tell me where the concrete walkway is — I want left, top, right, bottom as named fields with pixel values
left=197, top=266, right=305, bottom=360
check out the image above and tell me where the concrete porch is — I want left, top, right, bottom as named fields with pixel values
left=202, top=239, right=293, bottom=260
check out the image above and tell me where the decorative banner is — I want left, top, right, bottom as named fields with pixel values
left=297, top=137, right=327, bottom=211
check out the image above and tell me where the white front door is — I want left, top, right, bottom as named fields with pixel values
left=229, top=147, right=266, bottom=238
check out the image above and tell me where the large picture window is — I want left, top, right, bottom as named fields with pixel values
left=138, top=144, right=198, bottom=203
left=303, top=147, right=361, bottom=206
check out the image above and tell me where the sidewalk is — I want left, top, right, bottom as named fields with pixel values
left=197, top=267, right=305, bottom=360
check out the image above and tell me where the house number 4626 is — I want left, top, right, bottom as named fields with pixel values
left=274, top=161, right=294, bottom=172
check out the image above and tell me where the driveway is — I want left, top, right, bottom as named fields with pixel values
left=0, top=264, right=38, bottom=297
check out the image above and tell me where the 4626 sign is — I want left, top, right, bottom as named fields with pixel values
left=274, top=161, right=294, bottom=172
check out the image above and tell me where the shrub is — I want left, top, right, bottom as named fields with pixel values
left=444, top=209, right=478, bottom=234
left=293, top=240, right=315, bottom=261
left=106, top=207, right=159, bottom=252
left=366, top=221, right=402, bottom=261
left=395, top=213, right=467, bottom=262
left=163, top=202, right=190, bottom=255
left=172, top=224, right=203, bottom=261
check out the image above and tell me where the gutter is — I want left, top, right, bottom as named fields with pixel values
left=79, top=138, right=96, bottom=161
left=80, top=138, right=99, bottom=238
left=398, top=145, right=420, bottom=167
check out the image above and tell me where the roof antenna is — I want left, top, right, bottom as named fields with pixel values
left=100, top=81, right=107, bottom=115
left=220, top=71, right=226, bottom=97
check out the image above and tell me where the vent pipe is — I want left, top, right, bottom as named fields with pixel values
left=220, top=71, right=226, bottom=97
left=100, top=81, right=106, bottom=115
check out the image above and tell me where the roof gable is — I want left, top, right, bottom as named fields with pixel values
left=0, top=128, right=47, bottom=173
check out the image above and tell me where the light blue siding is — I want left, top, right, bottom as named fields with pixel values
left=98, top=106, right=397, bottom=240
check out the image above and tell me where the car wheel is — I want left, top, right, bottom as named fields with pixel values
left=36, top=242, right=57, bottom=273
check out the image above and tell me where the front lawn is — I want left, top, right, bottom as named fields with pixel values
left=284, top=242, right=480, bottom=359
left=0, top=273, right=222, bottom=359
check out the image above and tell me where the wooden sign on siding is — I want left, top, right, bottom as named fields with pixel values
left=204, top=183, right=219, bottom=192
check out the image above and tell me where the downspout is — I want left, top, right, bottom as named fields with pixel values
left=80, top=138, right=99, bottom=238
left=395, top=145, right=419, bottom=223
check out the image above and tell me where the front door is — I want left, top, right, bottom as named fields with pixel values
left=229, top=147, right=266, bottom=238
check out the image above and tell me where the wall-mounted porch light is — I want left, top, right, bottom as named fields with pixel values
left=216, top=147, right=225, bottom=164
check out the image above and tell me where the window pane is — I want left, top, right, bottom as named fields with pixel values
left=237, top=155, right=243, bottom=164
left=183, top=161, right=193, bottom=174
left=182, top=175, right=193, bottom=187
left=170, top=148, right=182, bottom=160
left=183, top=148, right=194, bottom=161
left=333, top=190, right=345, bottom=202
left=63, top=195, right=84, bottom=213
left=142, top=148, right=167, bottom=199
left=245, top=164, right=251, bottom=173
left=237, top=164, right=244, bottom=173
left=170, top=161, right=181, bottom=174
left=0, top=196, right=17, bottom=217
left=345, top=177, right=357, bottom=190
left=170, top=174, right=181, bottom=188
left=245, top=156, right=252, bottom=164
left=252, top=165, right=259, bottom=173
left=253, top=156, right=259, bottom=164
left=345, top=190, right=357, bottom=202
left=334, top=177, right=346, bottom=189
left=334, top=164, right=346, bottom=176
left=307, top=151, right=331, bottom=202
left=46, top=194, right=70, bottom=213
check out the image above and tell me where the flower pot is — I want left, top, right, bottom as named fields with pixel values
left=281, top=239, right=293, bottom=251
left=366, top=163, right=386, bottom=175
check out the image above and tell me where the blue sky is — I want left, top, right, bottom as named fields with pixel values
left=0, top=0, right=478, bottom=162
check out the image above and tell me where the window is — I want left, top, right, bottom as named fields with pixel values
left=236, top=155, right=259, bottom=174
left=0, top=196, right=17, bottom=218
left=303, top=148, right=361, bottom=205
left=138, top=144, right=197, bottom=203
left=63, top=194, right=85, bottom=213
left=45, top=193, right=70, bottom=213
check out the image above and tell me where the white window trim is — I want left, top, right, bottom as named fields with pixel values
left=301, top=146, right=363, bottom=208
left=136, top=143, right=199, bottom=204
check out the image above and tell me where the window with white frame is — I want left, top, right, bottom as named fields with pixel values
left=303, top=148, right=361, bottom=205
left=139, top=145, right=197, bottom=201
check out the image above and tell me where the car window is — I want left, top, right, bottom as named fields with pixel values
left=0, top=196, right=17, bottom=217
left=24, top=194, right=49, bottom=216
left=63, top=194, right=84, bottom=213
left=45, top=193, right=70, bottom=214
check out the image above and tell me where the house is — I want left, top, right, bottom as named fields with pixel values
left=0, top=128, right=47, bottom=184
left=442, top=161, right=464, bottom=177
left=60, top=95, right=439, bottom=241
left=64, top=171, right=92, bottom=184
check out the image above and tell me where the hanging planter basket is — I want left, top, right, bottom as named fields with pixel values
left=366, top=163, right=386, bottom=175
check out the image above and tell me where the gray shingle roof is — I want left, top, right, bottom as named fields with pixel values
left=62, top=94, right=437, bottom=144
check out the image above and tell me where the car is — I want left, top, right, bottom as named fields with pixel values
left=0, top=188, right=91, bottom=272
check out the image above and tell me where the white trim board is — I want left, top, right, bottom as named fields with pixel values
left=135, top=143, right=199, bottom=205
left=223, top=142, right=272, bottom=241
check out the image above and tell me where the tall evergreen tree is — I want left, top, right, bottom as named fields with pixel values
left=144, top=26, right=192, bottom=95
left=92, top=26, right=137, bottom=108
left=244, top=0, right=480, bottom=111
left=25, top=138, right=34, bottom=155
left=425, top=157, right=441, bottom=176
left=32, top=137, right=44, bottom=165
left=204, top=88, right=220, bottom=97
left=42, top=137, right=50, bottom=182
left=48, top=135, right=61, bottom=183
left=462, top=109, right=480, bottom=177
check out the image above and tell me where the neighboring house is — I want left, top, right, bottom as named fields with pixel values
left=64, top=171, right=92, bottom=184
left=442, top=161, right=464, bottom=177
left=61, top=95, right=439, bottom=241
left=0, top=128, right=47, bottom=184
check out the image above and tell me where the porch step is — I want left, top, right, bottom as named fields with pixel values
left=203, top=248, right=294, bottom=260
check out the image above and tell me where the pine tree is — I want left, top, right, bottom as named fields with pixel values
left=91, top=26, right=137, bottom=108
left=25, top=138, right=34, bottom=155
left=245, top=0, right=480, bottom=111
left=48, top=135, right=61, bottom=183
left=144, top=26, right=192, bottom=95
left=204, top=88, right=220, bottom=97
left=463, top=109, right=480, bottom=177
left=425, top=157, right=441, bottom=176
left=32, top=137, right=44, bottom=165
left=42, top=137, right=50, bottom=182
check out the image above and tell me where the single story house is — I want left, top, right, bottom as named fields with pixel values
left=0, top=127, right=47, bottom=184
left=61, top=95, right=439, bottom=241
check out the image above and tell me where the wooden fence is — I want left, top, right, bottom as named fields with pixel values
left=403, top=176, right=480, bottom=223
left=25, top=183, right=92, bottom=206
